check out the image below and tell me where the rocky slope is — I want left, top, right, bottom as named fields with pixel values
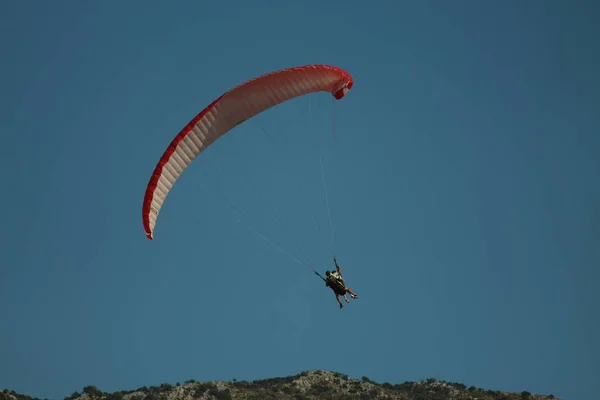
left=1, top=370, right=559, bottom=400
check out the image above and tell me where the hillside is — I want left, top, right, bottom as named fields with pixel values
left=1, top=370, right=559, bottom=400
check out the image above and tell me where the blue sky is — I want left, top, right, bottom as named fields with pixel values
left=1, top=1, right=598, bottom=400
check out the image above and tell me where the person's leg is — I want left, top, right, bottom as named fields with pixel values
left=342, top=289, right=350, bottom=302
left=335, top=293, right=344, bottom=308
left=345, top=287, right=358, bottom=298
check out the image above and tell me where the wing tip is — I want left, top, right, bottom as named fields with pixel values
left=333, top=79, right=354, bottom=100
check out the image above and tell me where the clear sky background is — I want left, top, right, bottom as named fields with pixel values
left=1, top=1, right=598, bottom=400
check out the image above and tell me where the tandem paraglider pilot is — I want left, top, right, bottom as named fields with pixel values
left=324, top=258, right=359, bottom=309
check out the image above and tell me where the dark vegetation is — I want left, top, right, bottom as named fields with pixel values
left=1, top=370, right=559, bottom=400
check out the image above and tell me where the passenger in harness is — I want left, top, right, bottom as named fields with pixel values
left=325, top=258, right=359, bottom=309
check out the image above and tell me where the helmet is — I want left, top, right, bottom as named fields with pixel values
left=325, top=270, right=331, bottom=276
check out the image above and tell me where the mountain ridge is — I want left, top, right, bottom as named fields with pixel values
left=0, top=370, right=560, bottom=400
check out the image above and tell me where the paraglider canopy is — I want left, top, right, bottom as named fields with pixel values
left=142, top=64, right=353, bottom=240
